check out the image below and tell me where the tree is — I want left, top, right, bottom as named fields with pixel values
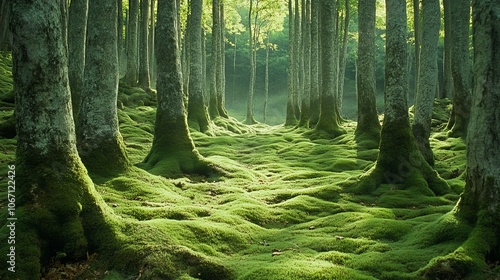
left=412, top=0, right=420, bottom=97
left=285, top=0, right=297, bottom=125
left=313, top=0, right=344, bottom=138
left=142, top=0, right=218, bottom=177
left=125, top=0, right=139, bottom=85
left=245, top=0, right=258, bottom=124
left=411, top=0, right=440, bottom=166
left=77, top=0, right=130, bottom=175
left=354, top=0, right=448, bottom=196
left=139, top=0, right=151, bottom=89
left=309, top=0, right=320, bottom=125
left=292, top=0, right=301, bottom=120
left=217, top=3, right=229, bottom=118
left=187, top=0, right=211, bottom=132
left=423, top=0, right=500, bottom=277
left=336, top=0, right=350, bottom=119
left=209, top=0, right=221, bottom=118
left=447, top=0, right=472, bottom=137
left=441, top=0, right=453, bottom=99
left=67, top=0, right=88, bottom=119
left=298, top=0, right=311, bottom=128
left=9, top=0, right=111, bottom=277
left=354, top=0, right=381, bottom=145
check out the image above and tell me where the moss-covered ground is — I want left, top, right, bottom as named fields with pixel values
left=0, top=52, right=494, bottom=279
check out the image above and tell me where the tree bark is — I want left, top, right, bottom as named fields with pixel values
left=143, top=0, right=218, bottom=177
left=10, top=0, right=111, bottom=277
left=67, top=0, right=88, bottom=119
left=337, top=0, right=349, bottom=119
left=217, top=3, right=228, bottom=118
left=309, top=0, right=320, bottom=126
left=298, top=0, right=311, bottom=127
left=138, top=0, right=150, bottom=88
left=292, top=0, right=301, bottom=120
left=245, top=0, right=257, bottom=124
left=187, top=0, right=211, bottom=131
left=149, top=0, right=156, bottom=86
left=264, top=33, right=270, bottom=123
left=209, top=0, right=221, bottom=118
left=447, top=0, right=472, bottom=137
left=354, top=0, right=448, bottom=196
left=413, top=0, right=420, bottom=98
left=77, top=0, right=130, bottom=176
left=314, top=0, right=344, bottom=138
left=285, top=0, right=297, bottom=125
left=125, top=0, right=139, bottom=85
left=441, top=0, right=453, bottom=99
left=412, top=0, right=440, bottom=166
left=355, top=0, right=381, bottom=145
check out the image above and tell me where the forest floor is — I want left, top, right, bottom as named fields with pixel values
left=0, top=52, right=493, bottom=279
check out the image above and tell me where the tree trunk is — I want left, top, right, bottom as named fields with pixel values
left=292, top=0, right=301, bottom=120
left=217, top=3, right=228, bottom=118
left=412, top=0, right=440, bottom=166
left=413, top=0, right=420, bottom=98
left=423, top=1, right=500, bottom=277
left=354, top=0, right=449, bottom=196
left=285, top=0, right=297, bottom=126
left=60, top=0, right=69, bottom=51
left=447, top=0, right=472, bottom=137
left=117, top=0, right=124, bottom=76
left=77, top=0, right=130, bottom=176
left=298, top=0, right=311, bottom=127
left=67, top=0, right=88, bottom=119
left=149, top=0, right=156, bottom=86
left=314, top=0, right=344, bottom=138
left=138, top=0, right=150, bottom=88
left=187, top=0, right=211, bottom=131
left=309, top=0, right=320, bottom=126
left=264, top=33, right=270, bottom=124
left=245, top=0, right=257, bottom=124
left=355, top=0, right=381, bottom=145
left=125, top=0, right=139, bottom=85
left=10, top=0, right=111, bottom=277
left=441, top=0, right=453, bottom=99
left=337, top=0, right=349, bottom=119
left=209, top=0, right=221, bottom=118
left=142, top=0, right=218, bottom=177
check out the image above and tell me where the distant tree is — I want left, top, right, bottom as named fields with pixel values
left=336, top=0, right=349, bottom=119
left=354, top=0, right=380, bottom=145
left=142, top=0, right=219, bottom=176
left=125, top=0, right=139, bottom=85
left=209, top=0, right=221, bottom=118
left=67, top=0, right=88, bottom=118
left=217, top=3, right=229, bottom=118
left=139, top=0, right=151, bottom=89
left=309, top=0, right=320, bottom=125
left=264, top=32, right=271, bottom=123
left=314, top=0, right=344, bottom=137
left=412, top=0, right=440, bottom=166
left=187, top=0, right=211, bottom=132
left=423, top=0, right=500, bottom=277
left=77, top=0, right=130, bottom=175
left=9, top=0, right=109, bottom=277
left=148, top=0, right=156, bottom=85
left=447, top=0, right=471, bottom=137
left=245, top=0, right=258, bottom=124
left=354, top=0, right=448, bottom=196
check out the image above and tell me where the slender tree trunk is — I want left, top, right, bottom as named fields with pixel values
left=413, top=0, right=420, bottom=98
left=309, top=0, right=320, bottom=126
left=337, top=0, right=349, bottom=119
left=264, top=33, right=270, bottom=124
left=314, top=0, right=344, bottom=137
left=355, top=0, right=381, bottom=144
left=285, top=0, right=297, bottom=125
left=139, top=0, right=150, bottom=88
left=77, top=0, right=130, bottom=175
left=117, top=0, right=124, bottom=75
left=442, top=0, right=453, bottom=99
left=447, top=0, right=471, bottom=137
left=60, top=0, right=69, bottom=51
left=10, top=0, right=112, bottom=277
left=355, top=0, right=448, bottom=196
left=217, top=3, right=228, bottom=118
left=67, top=0, right=88, bottom=119
left=209, top=0, right=221, bottom=118
left=412, top=0, right=440, bottom=166
left=125, top=0, right=139, bottom=85
left=245, top=0, right=257, bottom=124
left=187, top=0, right=211, bottom=131
left=293, top=0, right=301, bottom=120
left=232, top=34, right=237, bottom=105
left=149, top=0, right=156, bottom=86
left=143, top=0, right=218, bottom=177
left=298, top=0, right=311, bottom=127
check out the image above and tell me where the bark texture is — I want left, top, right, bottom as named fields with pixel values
left=125, top=0, right=139, bottom=85
left=285, top=0, right=297, bottom=126
left=187, top=0, right=211, bottom=131
left=139, top=0, right=150, bottom=88
left=77, top=0, right=130, bottom=175
left=245, top=0, right=257, bottom=124
left=298, top=0, right=311, bottom=127
left=412, top=0, right=440, bottom=166
left=309, top=0, right=320, bottom=125
left=442, top=0, right=453, bottom=99
left=355, top=0, right=380, bottom=145
left=67, top=0, right=88, bottom=119
left=209, top=0, right=221, bottom=118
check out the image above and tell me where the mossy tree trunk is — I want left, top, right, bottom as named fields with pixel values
left=217, top=3, right=228, bottom=118
left=412, top=0, right=440, bottom=166
left=355, top=0, right=381, bottom=145
left=209, top=0, right=221, bottom=119
left=423, top=1, right=500, bottom=277
left=77, top=0, right=130, bottom=176
left=285, top=0, right=297, bottom=126
left=336, top=0, right=349, bottom=119
left=441, top=0, right=453, bottom=100
left=314, top=0, right=345, bottom=138
left=117, top=0, right=124, bottom=72
left=413, top=0, right=420, bottom=97
left=67, top=0, right=88, bottom=119
left=354, top=0, right=449, bottom=196
left=292, top=0, right=301, bottom=120
left=245, top=0, right=257, bottom=124
left=125, top=0, right=139, bottom=85
left=9, top=1, right=112, bottom=277
left=298, top=0, right=311, bottom=128
left=447, top=0, right=472, bottom=137
left=187, top=0, right=211, bottom=131
left=138, top=0, right=150, bottom=89
left=148, top=0, right=156, bottom=86
left=142, top=0, right=217, bottom=178
left=309, top=0, right=320, bottom=126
